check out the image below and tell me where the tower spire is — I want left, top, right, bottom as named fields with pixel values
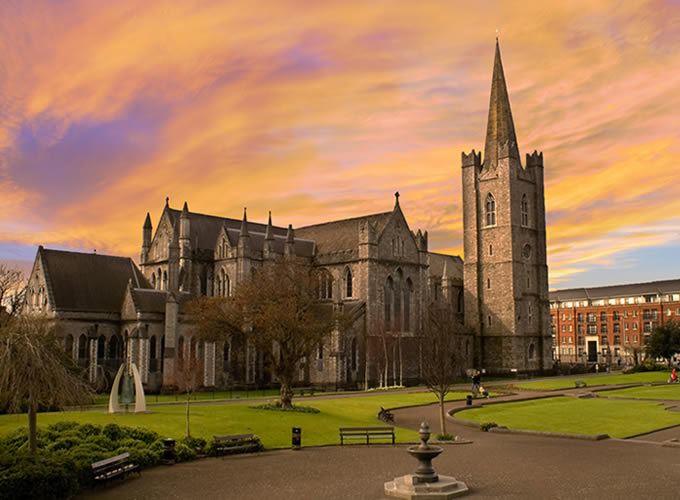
left=239, top=208, right=249, bottom=237
left=483, top=38, right=519, bottom=169
left=265, top=211, right=274, bottom=240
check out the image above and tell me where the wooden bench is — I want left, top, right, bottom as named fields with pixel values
left=214, top=433, right=262, bottom=455
left=575, top=380, right=587, bottom=388
left=339, top=426, right=395, bottom=446
left=295, top=387, right=314, bottom=396
left=91, top=452, right=140, bottom=484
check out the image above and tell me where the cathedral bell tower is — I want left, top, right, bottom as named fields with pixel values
left=462, top=38, right=551, bottom=374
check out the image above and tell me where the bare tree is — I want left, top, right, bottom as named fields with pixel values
left=188, top=259, right=350, bottom=409
left=174, top=346, right=204, bottom=438
left=421, top=301, right=465, bottom=436
left=0, top=264, right=26, bottom=323
left=0, top=315, right=94, bottom=453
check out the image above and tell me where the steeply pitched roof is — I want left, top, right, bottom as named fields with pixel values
left=429, top=252, right=463, bottom=280
left=39, top=248, right=150, bottom=313
left=129, top=288, right=192, bottom=313
left=550, top=279, right=680, bottom=302
left=484, top=39, right=519, bottom=169
left=296, top=212, right=392, bottom=255
left=166, top=207, right=316, bottom=256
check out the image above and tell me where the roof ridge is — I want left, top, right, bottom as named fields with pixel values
left=168, top=208, right=288, bottom=231
left=552, top=278, right=680, bottom=295
left=41, top=247, right=130, bottom=260
left=297, top=211, right=392, bottom=230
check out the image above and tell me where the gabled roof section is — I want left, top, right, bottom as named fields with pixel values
left=167, top=208, right=289, bottom=251
left=550, top=279, right=680, bottom=302
left=483, top=38, right=520, bottom=169
left=429, top=252, right=463, bottom=281
left=39, top=248, right=151, bottom=313
left=296, top=212, right=392, bottom=255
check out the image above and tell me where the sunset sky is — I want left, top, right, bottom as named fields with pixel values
left=1, top=0, right=679, bottom=289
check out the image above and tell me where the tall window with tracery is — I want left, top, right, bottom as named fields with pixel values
left=521, top=194, right=529, bottom=226
left=485, top=193, right=496, bottom=226
left=345, top=267, right=353, bottom=298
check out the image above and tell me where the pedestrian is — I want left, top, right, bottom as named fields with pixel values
left=471, top=370, right=481, bottom=397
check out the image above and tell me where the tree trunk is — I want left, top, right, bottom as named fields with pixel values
left=186, top=393, right=191, bottom=438
left=438, top=394, right=447, bottom=436
left=280, top=377, right=293, bottom=409
left=28, top=401, right=37, bottom=454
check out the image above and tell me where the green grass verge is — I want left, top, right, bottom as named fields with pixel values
left=92, top=389, right=281, bottom=406
left=456, top=396, right=680, bottom=438
left=0, top=391, right=469, bottom=449
left=515, top=371, right=669, bottom=390
left=598, top=384, right=680, bottom=401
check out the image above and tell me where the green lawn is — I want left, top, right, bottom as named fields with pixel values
left=598, top=384, right=680, bottom=401
left=456, top=396, right=680, bottom=438
left=92, top=388, right=281, bottom=406
left=0, top=391, right=469, bottom=449
left=515, top=371, right=669, bottom=390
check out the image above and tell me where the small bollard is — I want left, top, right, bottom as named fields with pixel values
left=466, top=395, right=473, bottom=406
left=292, top=427, right=302, bottom=450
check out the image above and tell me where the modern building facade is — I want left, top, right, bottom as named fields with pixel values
left=23, top=39, right=550, bottom=392
left=550, top=279, right=680, bottom=364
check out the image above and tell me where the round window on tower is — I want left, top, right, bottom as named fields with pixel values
left=523, top=244, right=532, bottom=258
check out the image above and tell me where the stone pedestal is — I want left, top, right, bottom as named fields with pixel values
left=384, top=422, right=469, bottom=499
left=385, top=474, right=469, bottom=499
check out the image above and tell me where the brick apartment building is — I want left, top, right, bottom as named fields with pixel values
left=549, top=279, right=680, bottom=365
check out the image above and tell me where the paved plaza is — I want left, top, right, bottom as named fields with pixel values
left=78, top=392, right=680, bottom=500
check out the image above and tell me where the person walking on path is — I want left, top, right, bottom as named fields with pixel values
left=471, top=370, right=481, bottom=397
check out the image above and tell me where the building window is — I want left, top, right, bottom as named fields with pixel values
left=485, top=193, right=496, bottom=226
left=613, top=323, right=620, bottom=333
left=633, top=335, right=638, bottom=343
left=568, top=325, right=572, bottom=332
left=588, top=324, right=597, bottom=334
left=384, top=276, right=393, bottom=330
left=97, top=336, right=106, bottom=360
left=601, top=324, right=608, bottom=334
left=78, top=334, right=87, bottom=359
left=625, top=335, right=629, bottom=344
left=404, top=278, right=412, bottom=331
left=489, top=244, right=493, bottom=256
left=521, top=194, right=529, bottom=227
left=345, top=267, right=353, bottom=298
left=528, top=343, right=535, bottom=360
left=150, top=336, right=157, bottom=360
left=162, top=271, right=168, bottom=290
left=487, top=315, right=492, bottom=327
left=577, top=324, right=583, bottom=334
left=632, top=322, right=638, bottom=330
left=487, top=278, right=491, bottom=289
left=561, top=325, right=566, bottom=333
left=600, top=311, right=606, bottom=321
left=613, top=311, right=620, bottom=321
left=319, top=270, right=333, bottom=300
left=614, top=336, right=621, bottom=345
left=601, top=336, right=608, bottom=346
left=587, top=313, right=596, bottom=323
left=577, top=313, right=584, bottom=322
left=317, top=343, right=323, bottom=360
left=151, top=274, right=156, bottom=288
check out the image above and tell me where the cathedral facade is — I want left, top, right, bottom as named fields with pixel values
left=23, top=40, right=551, bottom=392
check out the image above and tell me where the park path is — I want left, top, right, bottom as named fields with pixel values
left=77, top=380, right=680, bottom=499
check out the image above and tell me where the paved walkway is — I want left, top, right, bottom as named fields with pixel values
left=78, top=385, right=680, bottom=500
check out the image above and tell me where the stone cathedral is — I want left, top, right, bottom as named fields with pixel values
left=23, top=40, right=551, bottom=392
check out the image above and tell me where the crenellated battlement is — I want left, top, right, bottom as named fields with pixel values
left=526, top=150, right=543, bottom=168
left=461, top=150, right=482, bottom=168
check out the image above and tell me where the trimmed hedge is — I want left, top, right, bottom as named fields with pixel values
left=0, top=422, right=165, bottom=499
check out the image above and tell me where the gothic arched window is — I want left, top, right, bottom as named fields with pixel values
left=65, top=335, right=73, bottom=358
left=384, top=276, right=393, bottom=330
left=319, top=270, right=333, bottom=300
left=150, top=336, right=157, bottom=360
left=485, top=193, right=496, bottom=226
left=162, top=271, right=168, bottom=290
left=345, top=267, right=353, bottom=298
left=394, top=269, right=402, bottom=331
left=151, top=274, right=156, bottom=288
left=528, top=343, right=536, bottom=360
left=521, top=194, right=529, bottom=227
left=78, top=334, right=87, bottom=359
left=404, top=278, right=413, bottom=331
left=97, top=335, right=106, bottom=360
left=351, top=337, right=357, bottom=371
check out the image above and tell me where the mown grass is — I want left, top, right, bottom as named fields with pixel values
left=455, top=396, right=680, bottom=438
left=514, top=371, right=669, bottom=390
left=598, top=384, right=680, bottom=401
left=92, top=388, right=281, bottom=406
left=0, top=391, right=469, bottom=449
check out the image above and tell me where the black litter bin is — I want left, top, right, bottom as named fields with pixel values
left=466, top=395, right=473, bottom=406
left=162, top=438, right=176, bottom=464
left=292, top=427, right=302, bottom=450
